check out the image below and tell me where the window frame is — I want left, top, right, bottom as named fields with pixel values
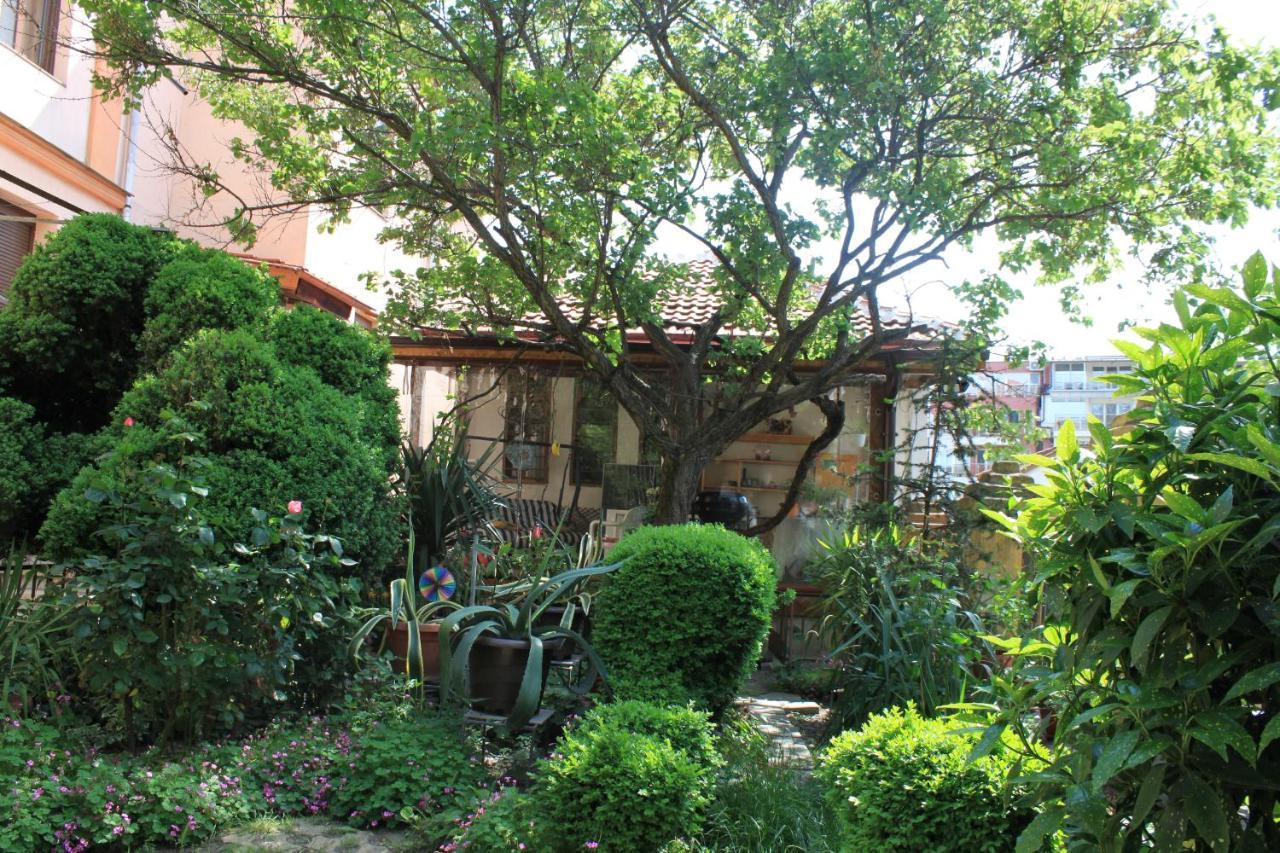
left=571, top=375, right=617, bottom=487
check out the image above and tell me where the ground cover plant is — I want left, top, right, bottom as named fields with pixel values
left=594, top=525, right=776, bottom=714
left=984, top=256, right=1280, bottom=850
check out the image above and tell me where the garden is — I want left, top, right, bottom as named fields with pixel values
left=1, top=215, right=1277, bottom=851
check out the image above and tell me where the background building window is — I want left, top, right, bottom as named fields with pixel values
left=1, top=0, right=60, bottom=73
left=573, top=377, right=616, bottom=486
left=0, top=199, right=35, bottom=301
left=502, top=371, right=551, bottom=482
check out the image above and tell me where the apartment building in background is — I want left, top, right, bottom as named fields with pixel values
left=1039, top=355, right=1139, bottom=443
left=0, top=0, right=408, bottom=325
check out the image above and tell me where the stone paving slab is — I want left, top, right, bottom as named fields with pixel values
left=181, top=817, right=414, bottom=853
left=737, top=671, right=816, bottom=773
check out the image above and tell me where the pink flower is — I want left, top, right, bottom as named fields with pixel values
left=287, top=500, right=303, bottom=515
left=532, top=524, right=543, bottom=540
left=477, top=552, right=490, bottom=567
left=123, top=417, right=135, bottom=428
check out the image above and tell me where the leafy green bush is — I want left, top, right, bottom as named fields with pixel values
left=42, top=327, right=401, bottom=582
left=59, top=412, right=360, bottom=745
left=0, top=397, right=96, bottom=542
left=532, top=700, right=718, bottom=851
left=328, top=713, right=485, bottom=829
left=987, top=255, right=1280, bottom=851
left=594, top=524, right=776, bottom=713
left=816, top=705, right=1030, bottom=853
left=813, top=524, right=990, bottom=733
left=431, top=785, right=537, bottom=852
left=139, top=242, right=280, bottom=366
left=0, top=214, right=174, bottom=435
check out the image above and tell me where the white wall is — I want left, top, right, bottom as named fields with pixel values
left=0, top=12, right=95, bottom=160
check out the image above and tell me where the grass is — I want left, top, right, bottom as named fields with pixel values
left=687, top=713, right=840, bottom=853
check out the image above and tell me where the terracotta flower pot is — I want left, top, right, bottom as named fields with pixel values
left=467, top=635, right=552, bottom=716
left=386, top=621, right=443, bottom=680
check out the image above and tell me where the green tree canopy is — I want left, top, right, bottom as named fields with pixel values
left=84, top=0, right=1280, bottom=520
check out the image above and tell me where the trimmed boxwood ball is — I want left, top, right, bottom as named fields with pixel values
left=139, top=243, right=280, bottom=367
left=40, top=327, right=401, bottom=583
left=531, top=701, right=718, bottom=851
left=0, top=213, right=174, bottom=435
left=594, top=524, right=777, bottom=714
left=816, top=705, right=1033, bottom=852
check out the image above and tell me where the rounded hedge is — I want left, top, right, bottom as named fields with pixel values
left=40, top=327, right=400, bottom=583
left=532, top=701, right=717, bottom=851
left=0, top=214, right=173, bottom=434
left=0, top=397, right=98, bottom=542
left=594, top=524, right=777, bottom=714
left=815, top=705, right=1032, bottom=852
left=140, top=243, right=280, bottom=367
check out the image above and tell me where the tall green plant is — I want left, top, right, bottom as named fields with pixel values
left=402, top=430, right=502, bottom=572
left=814, top=524, right=989, bottom=732
left=982, top=253, right=1280, bottom=851
left=0, top=549, right=76, bottom=712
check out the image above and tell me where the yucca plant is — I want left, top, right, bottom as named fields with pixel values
left=401, top=429, right=503, bottom=576
left=439, top=559, right=622, bottom=729
left=0, top=547, right=76, bottom=712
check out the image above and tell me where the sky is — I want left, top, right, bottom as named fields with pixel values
left=661, top=0, right=1280, bottom=360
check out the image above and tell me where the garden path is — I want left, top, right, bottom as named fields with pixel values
left=178, top=817, right=414, bottom=853
left=737, top=672, right=820, bottom=773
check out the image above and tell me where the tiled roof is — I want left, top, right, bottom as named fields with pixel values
left=476, top=257, right=937, bottom=346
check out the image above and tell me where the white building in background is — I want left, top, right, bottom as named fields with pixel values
left=1039, top=355, right=1139, bottom=442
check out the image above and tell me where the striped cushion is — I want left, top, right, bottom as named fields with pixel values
left=486, top=500, right=598, bottom=547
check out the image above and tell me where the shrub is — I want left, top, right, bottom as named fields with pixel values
left=988, top=256, right=1280, bottom=850
left=816, top=705, right=1030, bottom=853
left=0, top=214, right=174, bottom=434
left=432, top=785, right=537, bottom=852
left=41, top=327, right=401, bottom=583
left=59, top=413, right=360, bottom=745
left=532, top=701, right=717, bottom=852
left=139, top=243, right=280, bottom=366
left=0, top=398, right=96, bottom=542
left=594, top=524, right=776, bottom=714
left=328, top=713, right=485, bottom=829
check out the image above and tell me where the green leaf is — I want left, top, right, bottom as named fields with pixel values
left=1016, top=807, right=1063, bottom=853
left=1129, top=764, right=1165, bottom=831
left=1190, top=711, right=1256, bottom=764
left=1091, top=729, right=1139, bottom=792
left=1242, top=251, right=1268, bottom=298
left=1177, top=775, right=1230, bottom=853
left=1160, top=489, right=1203, bottom=522
left=1222, top=662, right=1280, bottom=702
left=1056, top=419, right=1078, bottom=463
left=1130, top=606, right=1171, bottom=670
left=1108, top=578, right=1143, bottom=618
left=112, top=637, right=127, bottom=657
left=1259, top=715, right=1280, bottom=753
left=1185, top=452, right=1272, bottom=480
left=1208, top=486, right=1233, bottom=525
left=967, top=722, right=1006, bottom=762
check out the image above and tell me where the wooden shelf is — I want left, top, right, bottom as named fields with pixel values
left=736, top=432, right=813, bottom=445
left=735, top=484, right=789, bottom=493
left=712, top=457, right=798, bottom=466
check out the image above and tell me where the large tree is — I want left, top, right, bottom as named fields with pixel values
left=83, top=0, right=1279, bottom=521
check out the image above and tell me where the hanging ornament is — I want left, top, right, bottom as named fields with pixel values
left=418, top=565, right=457, bottom=602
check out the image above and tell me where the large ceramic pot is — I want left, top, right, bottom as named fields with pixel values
left=467, top=635, right=553, bottom=716
left=386, top=621, right=443, bottom=680
left=534, top=605, right=592, bottom=662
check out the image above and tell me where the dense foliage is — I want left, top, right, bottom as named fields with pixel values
left=812, top=524, right=991, bottom=731
left=987, top=255, right=1280, bottom=851
left=0, top=398, right=93, bottom=542
left=59, top=412, right=360, bottom=746
left=42, top=326, right=400, bottom=584
left=81, top=0, right=1280, bottom=521
left=139, top=242, right=280, bottom=367
left=594, top=525, right=776, bottom=714
left=816, top=705, right=1031, bottom=853
left=531, top=700, right=719, bottom=851
left=0, top=214, right=173, bottom=435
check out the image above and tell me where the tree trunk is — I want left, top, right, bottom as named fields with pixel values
left=651, top=448, right=709, bottom=524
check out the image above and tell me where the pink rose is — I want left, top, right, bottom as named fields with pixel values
left=123, top=417, right=135, bottom=428
left=287, top=500, right=303, bottom=515
left=531, top=524, right=543, bottom=540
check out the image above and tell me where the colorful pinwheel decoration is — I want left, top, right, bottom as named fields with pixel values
left=419, top=565, right=457, bottom=602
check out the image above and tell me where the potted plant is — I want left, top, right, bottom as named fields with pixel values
left=439, top=559, right=621, bottom=729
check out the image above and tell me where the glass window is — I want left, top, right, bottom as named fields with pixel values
left=502, top=371, right=551, bottom=482
left=573, top=377, right=616, bottom=486
left=1, top=0, right=59, bottom=73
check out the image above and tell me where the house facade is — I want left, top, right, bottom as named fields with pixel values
left=0, top=1, right=409, bottom=322
left=1039, top=355, right=1138, bottom=442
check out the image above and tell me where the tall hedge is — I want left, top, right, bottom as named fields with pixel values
left=139, top=243, right=280, bottom=367
left=41, top=327, right=400, bottom=583
left=593, top=524, right=776, bottom=714
left=0, top=398, right=98, bottom=542
left=0, top=214, right=173, bottom=434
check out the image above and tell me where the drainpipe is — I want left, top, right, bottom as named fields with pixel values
left=120, top=109, right=140, bottom=221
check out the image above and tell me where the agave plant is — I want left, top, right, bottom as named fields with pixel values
left=401, top=428, right=503, bottom=576
left=439, top=559, right=622, bottom=729
left=348, top=527, right=458, bottom=682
